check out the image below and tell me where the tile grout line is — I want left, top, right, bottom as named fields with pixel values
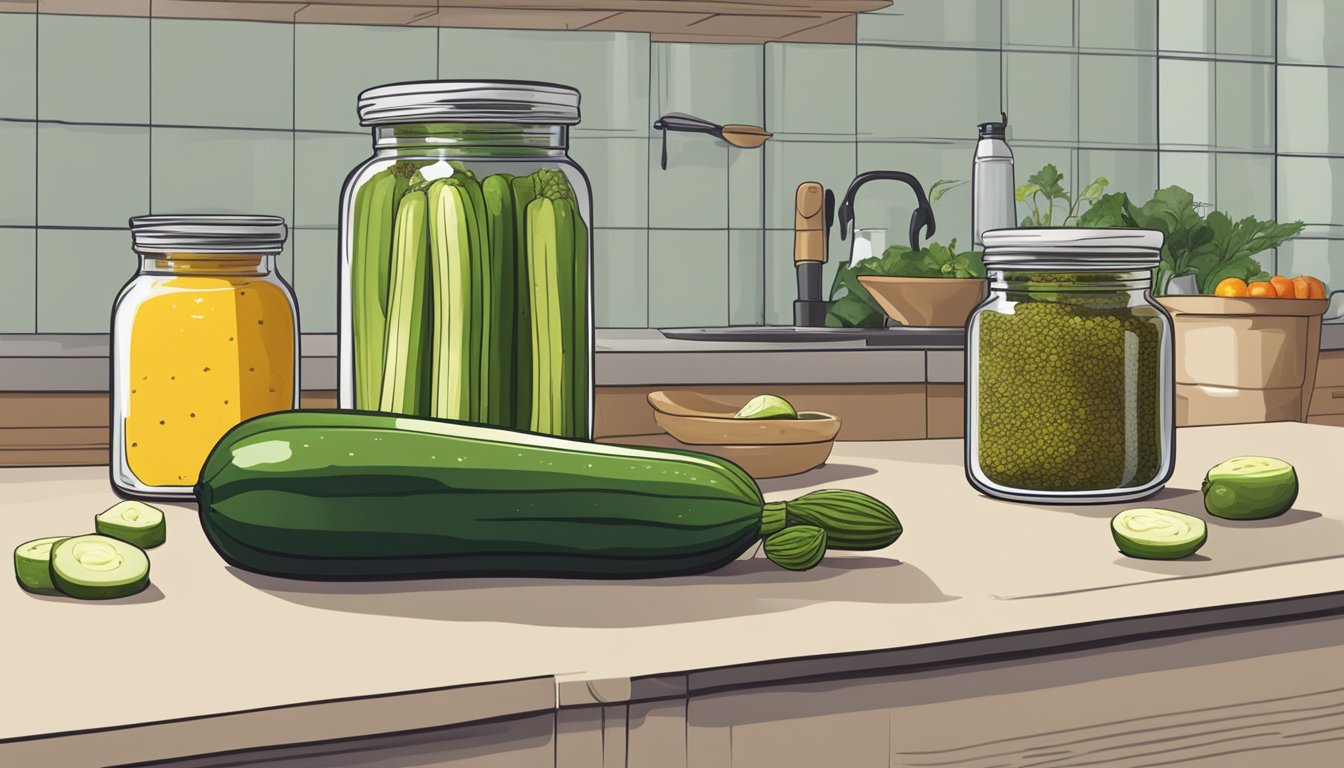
left=760, top=43, right=767, bottom=326
left=1272, top=0, right=1281, bottom=276
left=645, top=37, right=652, bottom=329
left=32, top=7, right=38, bottom=333
left=1155, top=0, right=1162, bottom=194
left=761, top=43, right=769, bottom=325
left=291, top=10, right=298, bottom=286
left=148, top=2, right=154, bottom=219
left=1210, top=3, right=1219, bottom=213
left=1073, top=0, right=1080, bottom=180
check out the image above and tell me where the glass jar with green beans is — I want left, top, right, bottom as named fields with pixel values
left=966, top=229, right=1175, bottom=503
left=338, top=81, right=593, bottom=439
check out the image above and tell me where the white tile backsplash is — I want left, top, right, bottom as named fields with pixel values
left=0, top=6, right=1336, bottom=334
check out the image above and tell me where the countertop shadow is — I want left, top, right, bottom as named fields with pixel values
left=21, top=583, right=165, bottom=605
left=1009, top=487, right=1206, bottom=520
left=226, top=555, right=956, bottom=629
left=757, top=463, right=877, bottom=493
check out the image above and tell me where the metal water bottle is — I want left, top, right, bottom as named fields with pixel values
left=972, top=113, right=1015, bottom=249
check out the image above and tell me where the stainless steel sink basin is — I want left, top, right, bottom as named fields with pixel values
left=659, top=326, right=965, bottom=348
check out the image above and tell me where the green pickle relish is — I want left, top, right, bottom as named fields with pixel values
left=968, top=231, right=1174, bottom=503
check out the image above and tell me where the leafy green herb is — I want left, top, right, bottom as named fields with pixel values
left=826, top=239, right=985, bottom=328
left=1194, top=212, right=1302, bottom=293
left=1075, top=191, right=1130, bottom=228
left=1016, top=164, right=1109, bottom=227
left=1062, top=184, right=1302, bottom=295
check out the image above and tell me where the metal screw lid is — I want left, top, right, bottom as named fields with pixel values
left=129, top=215, right=288, bottom=255
left=358, top=80, right=581, bottom=127
left=981, top=227, right=1164, bottom=270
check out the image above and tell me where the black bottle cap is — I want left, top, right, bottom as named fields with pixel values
left=978, top=111, right=1009, bottom=139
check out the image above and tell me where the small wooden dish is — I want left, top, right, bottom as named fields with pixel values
left=644, top=391, right=841, bottom=478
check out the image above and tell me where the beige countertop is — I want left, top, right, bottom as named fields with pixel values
left=5, top=423, right=1344, bottom=762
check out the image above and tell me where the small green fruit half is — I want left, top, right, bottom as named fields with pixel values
left=782, top=489, right=902, bottom=551
left=763, top=526, right=826, bottom=571
left=1111, top=508, right=1207, bottom=560
left=734, top=394, right=798, bottom=420
left=14, top=536, right=68, bottom=594
left=1201, top=456, right=1298, bottom=520
left=50, top=535, right=150, bottom=600
left=96, top=500, right=166, bottom=549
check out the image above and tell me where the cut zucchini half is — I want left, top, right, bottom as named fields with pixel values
left=1111, top=508, right=1207, bottom=560
left=14, top=536, right=68, bottom=594
left=50, top=535, right=150, bottom=600
left=96, top=500, right=166, bottom=549
left=1202, top=456, right=1298, bottom=520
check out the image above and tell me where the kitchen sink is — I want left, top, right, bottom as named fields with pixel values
left=659, top=326, right=965, bottom=348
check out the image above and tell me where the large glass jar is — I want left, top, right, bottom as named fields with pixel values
left=338, top=81, right=593, bottom=440
left=112, top=216, right=298, bottom=498
left=966, top=229, right=1175, bottom=503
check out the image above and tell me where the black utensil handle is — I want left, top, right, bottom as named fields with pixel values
left=653, top=113, right=725, bottom=171
left=653, top=113, right=722, bottom=135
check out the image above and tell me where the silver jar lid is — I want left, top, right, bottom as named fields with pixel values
left=130, top=215, right=288, bottom=255
left=981, top=228, right=1164, bottom=270
left=358, top=80, right=581, bottom=127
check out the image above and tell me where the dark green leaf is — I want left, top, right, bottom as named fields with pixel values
left=1076, top=192, right=1133, bottom=228
left=1027, top=164, right=1066, bottom=199
left=826, top=294, right=883, bottom=327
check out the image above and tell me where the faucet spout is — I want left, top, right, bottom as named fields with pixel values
left=837, top=170, right=936, bottom=252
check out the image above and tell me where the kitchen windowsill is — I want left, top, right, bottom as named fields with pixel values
left=5, top=422, right=1344, bottom=764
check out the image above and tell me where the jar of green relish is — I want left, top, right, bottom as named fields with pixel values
left=966, top=228, right=1175, bottom=503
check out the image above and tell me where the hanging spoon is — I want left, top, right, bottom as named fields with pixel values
left=653, top=112, right=772, bottom=169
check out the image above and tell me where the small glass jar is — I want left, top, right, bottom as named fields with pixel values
left=112, top=216, right=298, bottom=498
left=338, top=81, right=593, bottom=440
left=966, top=228, right=1175, bottom=503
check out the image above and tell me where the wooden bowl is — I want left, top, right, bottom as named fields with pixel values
left=857, top=276, right=988, bottom=327
left=651, top=410, right=840, bottom=446
left=609, top=434, right=835, bottom=479
left=644, top=390, right=841, bottom=478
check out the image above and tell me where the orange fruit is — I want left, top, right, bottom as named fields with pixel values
left=1269, top=275, right=1295, bottom=298
left=1291, top=276, right=1314, bottom=299
left=1300, top=275, right=1327, bottom=299
left=1248, top=281, right=1276, bottom=297
left=1214, top=277, right=1249, bottom=297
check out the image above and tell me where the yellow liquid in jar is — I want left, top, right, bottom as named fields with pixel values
left=125, top=268, right=294, bottom=487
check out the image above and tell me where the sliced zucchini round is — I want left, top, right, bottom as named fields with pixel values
left=96, top=500, right=166, bottom=549
left=1111, top=508, right=1207, bottom=560
left=50, top=535, right=150, bottom=600
left=14, top=536, right=68, bottom=594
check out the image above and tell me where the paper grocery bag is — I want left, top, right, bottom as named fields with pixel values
left=1157, top=296, right=1328, bottom=426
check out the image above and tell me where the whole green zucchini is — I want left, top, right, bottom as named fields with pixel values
left=196, top=412, right=900, bottom=580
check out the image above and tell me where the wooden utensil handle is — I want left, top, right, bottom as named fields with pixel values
left=795, top=182, right=827, bottom=265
